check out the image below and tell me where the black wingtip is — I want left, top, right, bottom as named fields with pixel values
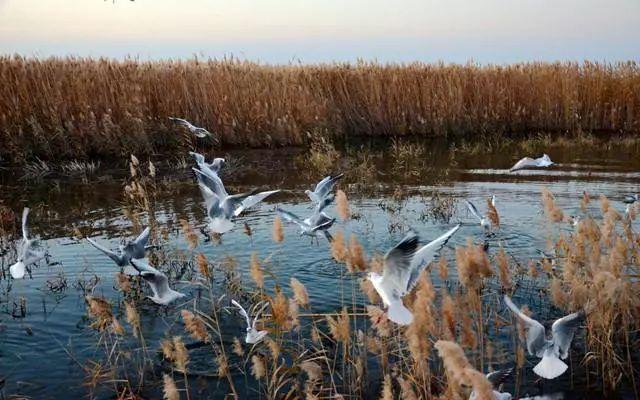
left=396, top=231, right=419, bottom=254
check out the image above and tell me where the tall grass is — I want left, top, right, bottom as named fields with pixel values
left=1, top=56, right=639, bottom=162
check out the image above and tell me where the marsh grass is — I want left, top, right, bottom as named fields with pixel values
left=1, top=57, right=639, bottom=163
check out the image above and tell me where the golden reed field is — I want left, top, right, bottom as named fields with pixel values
left=0, top=56, right=639, bottom=162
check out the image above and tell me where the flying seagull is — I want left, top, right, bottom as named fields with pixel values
left=305, top=173, right=344, bottom=205
left=509, top=154, right=555, bottom=172
left=504, top=295, right=584, bottom=379
left=230, top=299, right=269, bottom=344
left=464, top=199, right=491, bottom=232
left=189, top=151, right=225, bottom=175
left=194, top=168, right=279, bottom=234
left=129, top=259, right=185, bottom=305
left=9, top=208, right=45, bottom=279
left=169, top=117, right=217, bottom=141
left=469, top=368, right=514, bottom=400
left=368, top=225, right=460, bottom=325
left=86, top=227, right=153, bottom=275
left=623, top=194, right=638, bottom=204
left=276, top=196, right=336, bottom=242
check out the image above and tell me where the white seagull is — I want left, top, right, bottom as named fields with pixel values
left=86, top=227, right=153, bottom=275
left=464, top=199, right=491, bottom=232
left=9, top=208, right=45, bottom=279
left=189, top=151, right=225, bottom=175
left=169, top=117, right=217, bottom=141
left=368, top=225, right=460, bottom=325
left=194, top=168, right=279, bottom=234
left=305, top=173, right=344, bottom=205
left=509, top=154, right=555, bottom=172
left=469, top=368, right=514, bottom=400
left=504, top=295, right=584, bottom=380
left=129, top=259, right=185, bottom=305
left=230, top=299, right=269, bottom=344
left=276, top=196, right=336, bottom=242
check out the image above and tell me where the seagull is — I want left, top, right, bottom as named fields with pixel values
left=276, top=196, right=336, bottom=242
left=623, top=194, right=638, bottom=204
left=504, top=295, right=584, bottom=379
left=519, top=394, right=564, bottom=400
left=469, top=368, right=514, bottom=400
left=305, top=174, right=344, bottom=205
left=86, top=227, right=153, bottom=275
left=193, top=168, right=279, bottom=234
left=509, top=154, right=555, bottom=172
left=9, top=208, right=45, bottom=279
left=169, top=117, right=217, bottom=141
left=465, top=200, right=491, bottom=232
left=129, top=259, right=185, bottom=305
left=368, top=225, right=460, bottom=325
left=189, top=151, right=225, bottom=175
left=230, top=299, right=269, bottom=344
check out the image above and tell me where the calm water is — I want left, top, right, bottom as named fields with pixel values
left=1, top=143, right=639, bottom=399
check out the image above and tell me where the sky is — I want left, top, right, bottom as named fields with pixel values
left=0, top=0, right=638, bottom=64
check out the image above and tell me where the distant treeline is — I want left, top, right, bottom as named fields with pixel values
left=0, top=56, right=638, bottom=163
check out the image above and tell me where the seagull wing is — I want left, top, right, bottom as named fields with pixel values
left=509, top=157, right=536, bottom=172
left=251, top=302, right=269, bottom=329
left=276, top=208, right=309, bottom=229
left=381, top=231, right=419, bottom=298
left=21, top=207, right=30, bottom=240
left=310, top=216, right=336, bottom=232
left=315, top=173, right=344, bottom=199
left=233, top=190, right=280, bottom=217
left=231, top=299, right=252, bottom=329
left=169, top=117, right=193, bottom=129
left=486, top=368, right=514, bottom=388
left=189, top=151, right=205, bottom=166
left=406, top=225, right=460, bottom=292
left=552, top=310, right=584, bottom=359
left=86, top=237, right=124, bottom=265
left=465, top=200, right=484, bottom=222
left=210, top=158, right=225, bottom=174
left=133, top=227, right=151, bottom=247
left=130, top=259, right=168, bottom=298
left=504, top=295, right=547, bottom=357
left=193, top=167, right=228, bottom=198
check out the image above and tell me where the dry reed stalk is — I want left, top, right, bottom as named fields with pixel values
left=163, top=374, right=180, bottom=400
left=326, top=307, right=350, bottom=344
left=397, top=376, right=419, bottom=400
left=486, top=197, right=500, bottom=227
left=379, top=374, right=393, bottom=400
left=251, top=355, right=266, bottom=379
left=405, top=271, right=435, bottom=374
left=330, top=230, right=349, bottom=264
left=181, top=310, right=209, bottom=343
left=455, top=239, right=493, bottom=290
left=124, top=302, right=140, bottom=338
left=272, top=216, right=284, bottom=243
left=172, top=336, right=189, bottom=372
left=115, top=272, right=131, bottom=293
left=495, top=247, right=511, bottom=290
left=336, top=190, right=350, bottom=221
left=196, top=253, right=211, bottom=280
left=290, top=277, right=310, bottom=308
left=250, top=252, right=264, bottom=288
left=348, top=234, right=367, bottom=271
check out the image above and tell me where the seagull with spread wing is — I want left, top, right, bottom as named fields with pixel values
left=129, top=259, right=185, bottom=305
left=504, top=295, right=584, bottom=379
left=231, top=299, right=269, bottom=344
left=276, top=196, right=336, bottom=242
left=469, top=368, right=514, bottom=400
left=86, top=227, right=153, bottom=275
left=169, top=117, right=217, bottom=141
left=368, top=225, right=460, bottom=325
left=464, top=199, right=492, bottom=232
left=194, top=168, right=279, bottom=233
left=305, top=174, right=344, bottom=205
left=509, top=154, right=555, bottom=172
left=189, top=151, right=225, bottom=175
left=9, top=208, right=45, bottom=279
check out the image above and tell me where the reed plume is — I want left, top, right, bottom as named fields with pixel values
left=250, top=252, right=264, bottom=288
left=163, top=374, right=180, bottom=400
left=272, top=216, right=284, bottom=243
left=336, top=190, right=350, bottom=221
left=181, top=310, right=209, bottom=343
left=290, top=277, right=310, bottom=308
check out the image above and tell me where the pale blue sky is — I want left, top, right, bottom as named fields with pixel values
left=0, top=0, right=638, bottom=63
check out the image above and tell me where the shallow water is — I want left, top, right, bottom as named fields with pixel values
left=1, top=143, right=639, bottom=399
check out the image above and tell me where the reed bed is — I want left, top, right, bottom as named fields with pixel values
left=1, top=57, right=639, bottom=163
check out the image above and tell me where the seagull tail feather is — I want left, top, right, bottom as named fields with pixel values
left=533, top=354, right=567, bottom=380
left=387, top=300, right=413, bottom=326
